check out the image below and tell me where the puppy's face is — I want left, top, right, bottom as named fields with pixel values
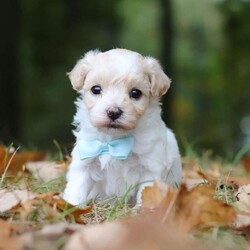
left=68, top=49, right=171, bottom=136
left=83, top=69, right=150, bottom=135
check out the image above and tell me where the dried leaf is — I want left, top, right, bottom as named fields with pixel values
left=184, top=178, right=208, bottom=191
left=0, top=145, right=46, bottom=175
left=141, top=182, right=170, bottom=209
left=141, top=182, right=180, bottom=223
left=20, top=223, right=82, bottom=250
left=234, top=184, right=250, bottom=228
left=176, top=184, right=236, bottom=232
left=242, top=156, right=250, bottom=172
left=182, top=156, right=250, bottom=187
left=234, top=213, right=250, bottom=228
left=0, top=145, right=13, bottom=174
left=63, top=217, right=207, bottom=250
left=19, top=192, right=92, bottom=223
left=25, top=161, right=67, bottom=182
left=235, top=184, right=250, bottom=211
left=43, top=193, right=93, bottom=224
left=40, top=222, right=81, bottom=235
left=0, top=220, right=25, bottom=250
left=0, top=236, right=24, bottom=250
left=142, top=182, right=235, bottom=231
left=0, top=189, right=37, bottom=212
left=0, top=219, right=16, bottom=237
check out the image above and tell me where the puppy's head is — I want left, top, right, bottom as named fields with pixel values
left=68, top=49, right=171, bottom=135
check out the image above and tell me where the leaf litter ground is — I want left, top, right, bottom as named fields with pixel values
left=1, top=145, right=250, bottom=249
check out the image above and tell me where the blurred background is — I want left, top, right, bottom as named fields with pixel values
left=0, top=0, right=249, bottom=157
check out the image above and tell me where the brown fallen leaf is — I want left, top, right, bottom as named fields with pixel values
left=182, top=156, right=250, bottom=187
left=45, top=193, right=93, bottom=224
left=25, top=161, right=67, bottom=182
left=0, top=219, right=16, bottom=237
left=235, top=184, right=250, bottom=211
left=234, top=184, right=250, bottom=228
left=142, top=182, right=236, bottom=232
left=242, top=156, right=250, bottom=172
left=182, top=157, right=221, bottom=180
left=0, top=220, right=25, bottom=250
left=0, top=236, right=25, bottom=250
left=0, top=145, right=15, bottom=175
left=141, top=181, right=179, bottom=222
left=20, top=222, right=82, bottom=250
left=63, top=217, right=208, bottom=250
left=18, top=192, right=92, bottom=224
left=40, top=222, right=82, bottom=235
left=190, top=169, right=244, bottom=188
left=18, top=193, right=62, bottom=221
left=0, top=145, right=46, bottom=175
left=184, top=178, right=208, bottom=191
left=234, top=213, right=250, bottom=229
left=175, top=184, right=236, bottom=232
left=141, top=182, right=170, bottom=209
left=0, top=189, right=37, bottom=213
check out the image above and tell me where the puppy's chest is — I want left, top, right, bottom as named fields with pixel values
left=98, top=154, right=139, bottom=169
left=94, top=154, right=142, bottom=179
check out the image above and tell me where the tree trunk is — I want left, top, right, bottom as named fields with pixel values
left=159, top=0, right=173, bottom=126
left=0, top=0, right=20, bottom=144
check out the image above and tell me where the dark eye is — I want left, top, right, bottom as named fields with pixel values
left=129, top=88, right=142, bottom=100
left=91, top=85, right=102, bottom=95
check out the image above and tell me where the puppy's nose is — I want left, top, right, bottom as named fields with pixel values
left=107, top=107, right=123, bottom=121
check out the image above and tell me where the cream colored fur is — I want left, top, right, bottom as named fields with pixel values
left=63, top=49, right=182, bottom=205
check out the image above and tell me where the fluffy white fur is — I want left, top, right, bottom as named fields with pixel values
left=63, top=49, right=182, bottom=206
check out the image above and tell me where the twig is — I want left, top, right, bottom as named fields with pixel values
left=0, top=146, right=20, bottom=188
left=161, top=190, right=179, bottom=224
left=224, top=170, right=232, bottom=204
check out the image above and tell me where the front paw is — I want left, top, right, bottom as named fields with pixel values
left=63, top=186, right=87, bottom=206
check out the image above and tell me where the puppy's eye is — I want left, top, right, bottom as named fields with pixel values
left=129, top=88, right=142, bottom=100
left=91, top=85, right=102, bottom=95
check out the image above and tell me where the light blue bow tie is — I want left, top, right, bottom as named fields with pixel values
left=78, top=136, right=135, bottom=160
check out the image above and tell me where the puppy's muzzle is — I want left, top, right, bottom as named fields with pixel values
left=107, top=107, right=123, bottom=121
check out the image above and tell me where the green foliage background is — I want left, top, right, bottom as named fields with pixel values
left=0, top=0, right=249, bottom=156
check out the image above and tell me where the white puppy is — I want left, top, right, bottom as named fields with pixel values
left=63, top=49, right=182, bottom=206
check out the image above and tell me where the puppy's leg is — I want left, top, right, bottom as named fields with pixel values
left=63, top=156, right=91, bottom=206
left=136, top=162, right=182, bottom=205
left=165, top=157, right=182, bottom=188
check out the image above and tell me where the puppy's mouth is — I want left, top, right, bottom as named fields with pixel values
left=92, top=118, right=136, bottom=133
left=107, top=122, right=124, bottom=129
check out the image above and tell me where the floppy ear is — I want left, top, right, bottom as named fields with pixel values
left=67, top=50, right=100, bottom=91
left=145, top=57, right=171, bottom=97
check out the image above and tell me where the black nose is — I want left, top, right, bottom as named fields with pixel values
left=107, top=107, right=123, bottom=121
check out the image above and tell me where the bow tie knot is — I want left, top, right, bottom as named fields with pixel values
left=78, top=136, right=135, bottom=160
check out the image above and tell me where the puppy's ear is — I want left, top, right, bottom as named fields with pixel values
left=145, top=57, right=171, bottom=97
left=67, top=50, right=100, bottom=91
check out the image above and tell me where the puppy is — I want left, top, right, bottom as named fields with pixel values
left=63, top=49, right=182, bottom=206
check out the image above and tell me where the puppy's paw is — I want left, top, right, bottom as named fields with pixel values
left=63, top=187, right=87, bottom=206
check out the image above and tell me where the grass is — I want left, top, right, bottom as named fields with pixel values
left=233, top=143, right=250, bottom=166
left=106, top=184, right=137, bottom=220
left=81, top=184, right=141, bottom=223
left=215, top=177, right=237, bottom=206
left=1, top=141, right=250, bottom=249
left=52, top=139, right=64, bottom=161
left=33, top=175, right=66, bottom=194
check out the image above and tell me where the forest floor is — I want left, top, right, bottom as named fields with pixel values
left=0, top=144, right=250, bottom=250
